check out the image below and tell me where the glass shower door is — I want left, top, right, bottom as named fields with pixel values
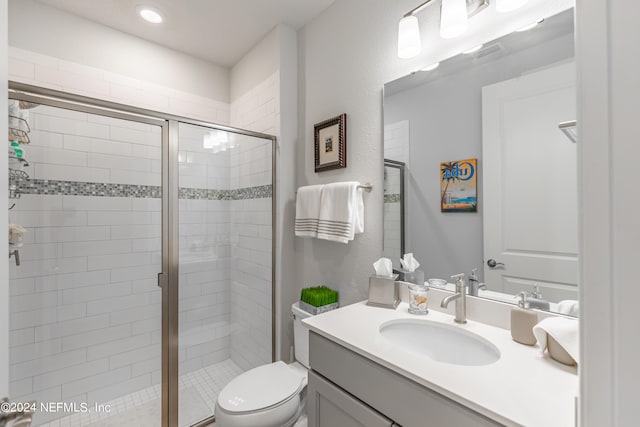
left=7, top=99, right=165, bottom=426
left=176, top=122, right=273, bottom=425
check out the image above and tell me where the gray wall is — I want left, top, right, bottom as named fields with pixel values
left=8, top=0, right=230, bottom=103
left=276, top=25, right=299, bottom=362
left=384, top=33, right=574, bottom=282
left=230, top=26, right=281, bottom=102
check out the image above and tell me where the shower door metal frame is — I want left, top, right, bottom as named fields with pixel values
left=8, top=82, right=278, bottom=427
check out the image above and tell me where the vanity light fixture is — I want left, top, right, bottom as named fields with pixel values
left=397, top=1, right=491, bottom=59
left=398, top=15, right=422, bottom=59
left=137, top=6, right=163, bottom=24
left=440, top=0, right=469, bottom=39
left=462, top=44, right=484, bottom=54
left=421, top=62, right=441, bottom=71
left=495, top=0, right=528, bottom=13
left=516, top=18, right=544, bottom=32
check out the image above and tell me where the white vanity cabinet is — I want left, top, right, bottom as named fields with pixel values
left=307, top=331, right=503, bottom=427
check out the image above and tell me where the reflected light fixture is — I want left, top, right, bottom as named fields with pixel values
left=496, top=0, right=528, bottom=13
left=421, top=62, right=440, bottom=71
left=137, top=6, right=163, bottom=24
left=462, top=44, right=483, bottom=54
left=440, top=0, right=469, bottom=39
left=398, top=15, right=422, bottom=59
left=516, top=18, right=544, bottom=32
left=203, top=130, right=231, bottom=153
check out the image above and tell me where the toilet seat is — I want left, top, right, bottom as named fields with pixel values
left=217, top=361, right=305, bottom=415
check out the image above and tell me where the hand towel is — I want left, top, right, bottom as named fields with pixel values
left=295, top=185, right=324, bottom=238
left=317, top=182, right=364, bottom=244
left=556, top=300, right=580, bottom=317
left=533, top=316, right=579, bottom=364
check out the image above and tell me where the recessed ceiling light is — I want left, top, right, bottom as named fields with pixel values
left=137, top=6, right=163, bottom=24
left=421, top=62, right=440, bottom=71
left=516, top=18, right=544, bottom=32
left=462, top=44, right=483, bottom=54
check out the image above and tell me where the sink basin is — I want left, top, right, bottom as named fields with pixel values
left=379, top=319, right=500, bottom=366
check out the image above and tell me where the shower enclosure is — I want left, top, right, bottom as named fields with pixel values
left=6, top=83, right=275, bottom=427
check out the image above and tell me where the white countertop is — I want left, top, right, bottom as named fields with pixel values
left=303, top=301, right=578, bottom=427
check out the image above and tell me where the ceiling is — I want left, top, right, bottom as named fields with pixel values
left=36, top=0, right=335, bottom=67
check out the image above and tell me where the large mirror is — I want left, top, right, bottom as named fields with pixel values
left=383, top=9, right=578, bottom=316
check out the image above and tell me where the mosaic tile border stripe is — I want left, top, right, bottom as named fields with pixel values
left=179, top=184, right=272, bottom=200
left=384, top=194, right=401, bottom=203
left=16, top=179, right=272, bottom=200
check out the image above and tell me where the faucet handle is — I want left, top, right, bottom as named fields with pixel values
left=470, top=268, right=478, bottom=279
left=450, top=273, right=465, bottom=291
left=515, top=291, right=530, bottom=308
left=531, top=284, right=542, bottom=299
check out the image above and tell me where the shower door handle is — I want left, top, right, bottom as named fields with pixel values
left=157, top=272, right=167, bottom=289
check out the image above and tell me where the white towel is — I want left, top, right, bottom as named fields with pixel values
left=533, top=317, right=579, bottom=364
left=556, top=300, right=580, bottom=317
left=295, top=185, right=324, bottom=238
left=317, top=182, right=364, bottom=244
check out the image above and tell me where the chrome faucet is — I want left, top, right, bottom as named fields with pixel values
left=468, top=268, right=486, bottom=296
left=440, top=273, right=467, bottom=324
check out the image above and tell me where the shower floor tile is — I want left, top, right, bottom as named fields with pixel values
left=38, top=359, right=244, bottom=427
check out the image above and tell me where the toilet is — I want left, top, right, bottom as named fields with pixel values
left=214, top=302, right=312, bottom=427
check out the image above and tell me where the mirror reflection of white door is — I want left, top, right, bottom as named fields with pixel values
left=482, top=62, right=578, bottom=302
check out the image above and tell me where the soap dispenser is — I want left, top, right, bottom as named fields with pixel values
left=510, top=292, right=538, bottom=345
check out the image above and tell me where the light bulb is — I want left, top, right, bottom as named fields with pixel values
left=440, top=0, right=468, bottom=39
left=137, top=6, right=163, bottom=24
left=398, top=15, right=421, bottom=59
left=496, top=0, right=529, bottom=13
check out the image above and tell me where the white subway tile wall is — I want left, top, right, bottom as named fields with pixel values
left=8, top=47, right=230, bottom=125
left=178, top=122, right=232, bottom=378
left=9, top=106, right=163, bottom=425
left=383, top=122, right=409, bottom=267
left=384, top=120, right=410, bottom=165
left=228, top=73, right=277, bottom=370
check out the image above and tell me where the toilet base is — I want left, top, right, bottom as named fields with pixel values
left=215, top=389, right=305, bottom=427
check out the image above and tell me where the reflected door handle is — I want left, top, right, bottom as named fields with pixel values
left=487, top=259, right=505, bottom=268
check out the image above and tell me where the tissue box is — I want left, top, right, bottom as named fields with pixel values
left=367, top=274, right=400, bottom=309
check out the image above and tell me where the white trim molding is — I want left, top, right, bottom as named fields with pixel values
left=578, top=0, right=640, bottom=425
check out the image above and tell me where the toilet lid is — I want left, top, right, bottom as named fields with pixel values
left=217, top=361, right=304, bottom=414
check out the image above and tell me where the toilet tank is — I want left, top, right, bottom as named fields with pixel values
left=291, top=302, right=313, bottom=368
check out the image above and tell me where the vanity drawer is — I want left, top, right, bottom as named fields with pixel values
left=308, top=369, right=395, bottom=427
left=309, top=331, right=503, bottom=427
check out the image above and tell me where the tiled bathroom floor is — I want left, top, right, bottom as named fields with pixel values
left=39, top=359, right=244, bottom=427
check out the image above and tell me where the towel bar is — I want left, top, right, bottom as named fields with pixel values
left=358, top=183, right=373, bottom=192
left=296, top=183, right=373, bottom=193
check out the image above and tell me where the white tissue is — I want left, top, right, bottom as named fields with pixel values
left=400, top=253, right=420, bottom=272
left=373, top=257, right=393, bottom=277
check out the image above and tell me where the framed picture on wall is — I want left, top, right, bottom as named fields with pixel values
left=314, top=113, right=347, bottom=172
left=440, top=158, right=477, bottom=212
